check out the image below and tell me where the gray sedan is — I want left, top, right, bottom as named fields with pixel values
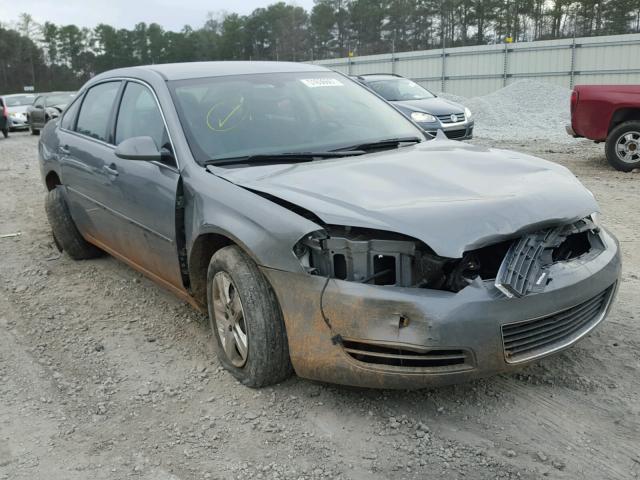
left=38, top=62, right=620, bottom=389
left=27, top=91, right=76, bottom=135
left=355, top=74, right=474, bottom=140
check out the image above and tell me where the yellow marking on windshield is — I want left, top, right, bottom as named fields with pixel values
left=218, top=100, right=243, bottom=129
left=206, top=97, right=246, bottom=132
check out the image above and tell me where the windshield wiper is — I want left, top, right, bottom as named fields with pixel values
left=206, top=150, right=366, bottom=167
left=333, top=136, right=422, bottom=152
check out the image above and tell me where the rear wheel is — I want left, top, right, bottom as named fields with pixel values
left=45, top=186, right=102, bottom=260
left=207, top=245, right=292, bottom=387
left=605, top=121, right=640, bottom=172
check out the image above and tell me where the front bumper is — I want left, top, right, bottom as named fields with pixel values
left=566, top=124, right=578, bottom=137
left=262, top=229, right=620, bottom=389
left=9, top=115, right=29, bottom=130
left=422, top=120, right=474, bottom=140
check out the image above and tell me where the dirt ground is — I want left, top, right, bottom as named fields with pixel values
left=0, top=132, right=638, bottom=480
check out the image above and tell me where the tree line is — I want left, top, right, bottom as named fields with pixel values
left=1, top=0, right=639, bottom=94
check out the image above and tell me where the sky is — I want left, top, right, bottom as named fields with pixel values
left=2, top=0, right=316, bottom=31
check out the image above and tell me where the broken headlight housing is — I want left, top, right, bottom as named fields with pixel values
left=293, top=226, right=510, bottom=292
left=294, top=216, right=604, bottom=295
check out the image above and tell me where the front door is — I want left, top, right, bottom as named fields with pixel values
left=102, top=80, right=183, bottom=289
left=31, top=96, right=45, bottom=128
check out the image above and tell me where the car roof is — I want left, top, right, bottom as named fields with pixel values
left=94, top=61, right=330, bottom=82
left=40, top=91, right=76, bottom=96
left=1, top=93, right=37, bottom=98
left=356, top=73, right=404, bottom=82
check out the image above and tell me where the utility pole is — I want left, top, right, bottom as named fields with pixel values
left=570, top=11, right=577, bottom=89
left=440, top=7, right=446, bottom=92
left=391, top=32, right=396, bottom=75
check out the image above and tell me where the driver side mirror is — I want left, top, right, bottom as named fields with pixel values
left=115, top=136, right=162, bottom=161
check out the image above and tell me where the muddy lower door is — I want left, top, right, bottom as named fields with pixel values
left=99, top=156, right=184, bottom=289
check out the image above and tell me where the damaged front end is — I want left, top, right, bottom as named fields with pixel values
left=293, top=215, right=604, bottom=297
left=259, top=212, right=619, bottom=389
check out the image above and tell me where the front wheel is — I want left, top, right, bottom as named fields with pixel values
left=207, top=245, right=292, bottom=387
left=605, top=121, right=640, bottom=172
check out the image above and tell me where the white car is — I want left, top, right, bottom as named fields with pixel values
left=0, top=93, right=37, bottom=131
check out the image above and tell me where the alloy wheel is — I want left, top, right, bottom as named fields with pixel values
left=615, top=131, right=640, bottom=164
left=211, top=271, right=249, bottom=367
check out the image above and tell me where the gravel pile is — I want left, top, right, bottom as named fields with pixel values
left=440, top=80, right=572, bottom=143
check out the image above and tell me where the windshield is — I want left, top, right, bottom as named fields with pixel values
left=4, top=95, right=36, bottom=107
left=47, top=93, right=75, bottom=107
left=367, top=79, right=436, bottom=101
left=170, top=72, right=423, bottom=164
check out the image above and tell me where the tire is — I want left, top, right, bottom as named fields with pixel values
left=31, top=125, right=40, bottom=135
left=45, top=187, right=102, bottom=260
left=605, top=120, right=640, bottom=172
left=207, top=245, right=292, bottom=387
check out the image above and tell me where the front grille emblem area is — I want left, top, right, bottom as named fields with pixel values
left=495, top=218, right=602, bottom=298
left=450, top=114, right=458, bottom=122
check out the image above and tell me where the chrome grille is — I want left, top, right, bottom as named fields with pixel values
left=437, top=113, right=465, bottom=124
left=502, top=286, right=614, bottom=363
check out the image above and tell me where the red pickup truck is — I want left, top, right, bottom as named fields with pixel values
left=567, top=85, right=640, bottom=171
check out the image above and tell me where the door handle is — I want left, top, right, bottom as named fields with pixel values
left=103, top=163, right=119, bottom=177
left=59, top=145, right=70, bottom=155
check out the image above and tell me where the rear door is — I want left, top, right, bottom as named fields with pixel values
left=31, top=96, right=45, bottom=127
left=59, top=80, right=123, bottom=246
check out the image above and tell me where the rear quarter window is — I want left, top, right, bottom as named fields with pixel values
left=60, top=95, right=82, bottom=130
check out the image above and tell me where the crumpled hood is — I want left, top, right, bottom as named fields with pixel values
left=393, top=97, right=464, bottom=116
left=209, top=140, right=598, bottom=258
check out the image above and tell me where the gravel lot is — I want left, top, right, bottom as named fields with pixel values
left=0, top=131, right=639, bottom=480
left=441, top=80, right=574, bottom=144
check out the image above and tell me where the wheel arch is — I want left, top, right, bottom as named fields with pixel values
left=609, top=108, right=640, bottom=133
left=45, top=170, right=62, bottom=191
left=187, top=230, right=259, bottom=308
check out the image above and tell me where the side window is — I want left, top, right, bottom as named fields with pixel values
left=60, top=96, right=82, bottom=130
left=75, top=82, right=120, bottom=142
left=115, top=82, right=169, bottom=153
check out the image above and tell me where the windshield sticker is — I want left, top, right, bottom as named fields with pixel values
left=300, top=78, right=344, bottom=88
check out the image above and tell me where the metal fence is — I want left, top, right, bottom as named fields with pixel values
left=311, top=33, right=640, bottom=97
